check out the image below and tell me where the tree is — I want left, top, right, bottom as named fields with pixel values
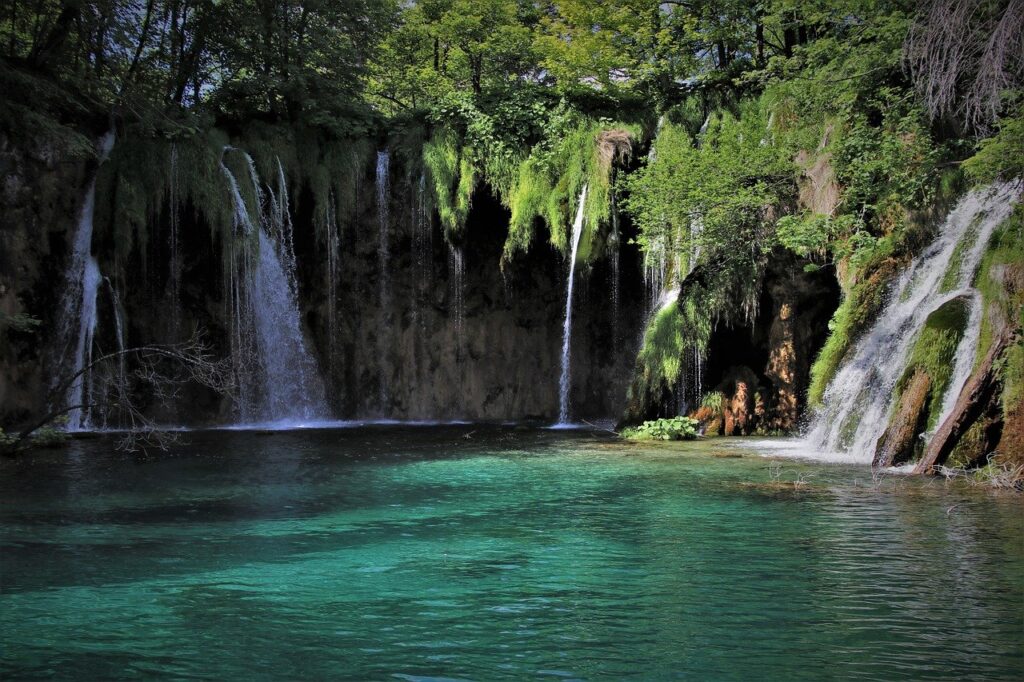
left=905, top=0, right=1024, bottom=133
left=2, top=333, right=232, bottom=456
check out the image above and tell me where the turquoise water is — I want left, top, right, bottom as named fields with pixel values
left=1, top=426, right=1022, bottom=680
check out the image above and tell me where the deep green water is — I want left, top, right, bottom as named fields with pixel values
left=1, top=426, right=1022, bottom=680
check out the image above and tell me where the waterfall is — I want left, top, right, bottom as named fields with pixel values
left=54, top=131, right=115, bottom=431
left=804, top=181, right=1021, bottom=460
left=375, top=150, right=391, bottom=410
left=688, top=214, right=703, bottom=275
left=65, top=260, right=102, bottom=430
left=557, top=186, right=588, bottom=424
left=105, top=277, right=126, bottom=383
left=410, top=173, right=432, bottom=415
left=448, top=243, right=465, bottom=357
left=220, top=148, right=327, bottom=424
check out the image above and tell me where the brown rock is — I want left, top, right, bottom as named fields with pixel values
left=873, top=368, right=931, bottom=468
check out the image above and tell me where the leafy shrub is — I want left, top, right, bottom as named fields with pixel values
left=700, top=391, right=724, bottom=412
left=621, top=417, right=699, bottom=441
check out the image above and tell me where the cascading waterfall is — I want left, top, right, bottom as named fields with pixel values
left=413, top=173, right=432, bottom=305
left=54, top=131, right=115, bottom=431
left=66, top=260, right=102, bottom=430
left=643, top=236, right=667, bottom=310
left=688, top=215, right=703, bottom=275
left=105, top=277, right=126, bottom=383
left=220, top=148, right=327, bottom=423
left=805, top=181, right=1021, bottom=460
left=557, top=186, right=588, bottom=424
left=376, top=151, right=391, bottom=306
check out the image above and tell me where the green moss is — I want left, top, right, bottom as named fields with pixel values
left=423, top=127, right=477, bottom=241
left=945, top=418, right=990, bottom=469
left=501, top=120, right=637, bottom=263
left=626, top=287, right=716, bottom=414
left=939, top=215, right=985, bottom=293
left=963, top=107, right=1024, bottom=184
left=897, top=298, right=969, bottom=430
left=974, top=207, right=1024, bottom=419
left=506, top=157, right=552, bottom=254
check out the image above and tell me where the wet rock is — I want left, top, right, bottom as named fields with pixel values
left=873, top=368, right=931, bottom=468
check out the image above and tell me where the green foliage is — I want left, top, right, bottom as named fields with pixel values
left=626, top=103, right=792, bottom=288
left=621, top=416, right=699, bottom=441
left=0, top=65, right=96, bottom=159
left=30, top=423, right=70, bottom=448
left=422, top=127, right=477, bottom=240
left=0, top=311, right=41, bottom=333
left=627, top=289, right=717, bottom=414
left=805, top=226, right=920, bottom=406
left=963, top=103, right=1024, bottom=184
left=0, top=419, right=69, bottom=451
left=636, top=301, right=688, bottom=391
left=504, top=117, right=637, bottom=261
left=973, top=208, right=1024, bottom=419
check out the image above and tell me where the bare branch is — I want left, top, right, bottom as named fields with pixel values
left=6, top=331, right=232, bottom=456
left=905, top=0, right=1024, bottom=133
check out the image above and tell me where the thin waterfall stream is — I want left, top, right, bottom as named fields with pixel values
left=557, top=186, right=587, bottom=425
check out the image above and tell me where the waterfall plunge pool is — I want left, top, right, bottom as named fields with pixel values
left=2, top=426, right=1021, bottom=679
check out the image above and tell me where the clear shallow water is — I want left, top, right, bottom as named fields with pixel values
left=1, top=427, right=1022, bottom=680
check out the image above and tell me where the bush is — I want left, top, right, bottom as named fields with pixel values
left=621, top=417, right=700, bottom=441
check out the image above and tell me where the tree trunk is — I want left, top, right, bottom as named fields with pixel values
left=874, top=368, right=931, bottom=468
left=913, top=330, right=1014, bottom=474
left=123, top=0, right=157, bottom=94
left=28, top=0, right=80, bottom=70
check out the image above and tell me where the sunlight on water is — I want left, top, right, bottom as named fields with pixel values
left=2, top=428, right=1022, bottom=679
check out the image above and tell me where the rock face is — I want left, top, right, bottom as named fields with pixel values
left=0, top=136, right=648, bottom=427
left=719, top=366, right=759, bottom=436
left=694, top=254, right=838, bottom=434
left=795, top=126, right=840, bottom=218
left=317, top=184, right=646, bottom=420
left=0, top=133, right=89, bottom=426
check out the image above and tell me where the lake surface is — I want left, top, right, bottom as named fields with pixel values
left=1, top=426, right=1022, bottom=680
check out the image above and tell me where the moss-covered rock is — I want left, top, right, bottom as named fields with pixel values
left=973, top=206, right=1024, bottom=470
left=901, top=296, right=970, bottom=429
